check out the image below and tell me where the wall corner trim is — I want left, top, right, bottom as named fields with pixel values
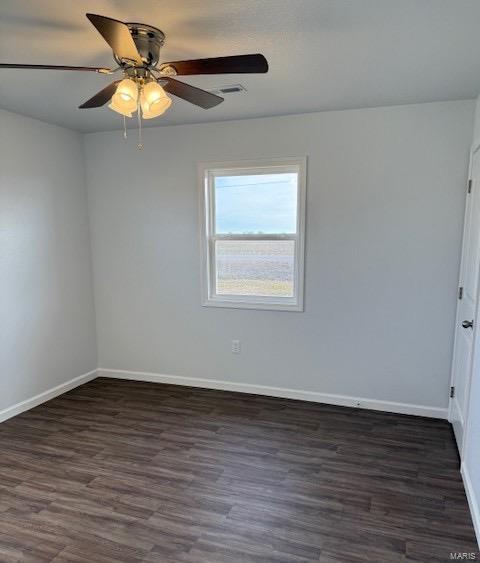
left=97, top=368, right=448, bottom=419
left=461, top=463, right=480, bottom=548
left=0, top=369, right=98, bottom=424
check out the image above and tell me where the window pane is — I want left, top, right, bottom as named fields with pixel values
left=214, top=173, right=298, bottom=234
left=215, top=240, right=295, bottom=297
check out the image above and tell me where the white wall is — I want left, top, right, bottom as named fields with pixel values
left=85, top=100, right=473, bottom=412
left=0, top=110, right=97, bottom=414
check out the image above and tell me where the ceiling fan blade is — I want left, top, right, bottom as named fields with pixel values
left=86, top=13, right=143, bottom=65
left=161, top=77, right=223, bottom=109
left=158, top=54, right=268, bottom=76
left=79, top=80, right=120, bottom=109
left=0, top=63, right=112, bottom=73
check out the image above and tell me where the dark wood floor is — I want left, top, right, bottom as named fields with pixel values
left=0, top=378, right=477, bottom=562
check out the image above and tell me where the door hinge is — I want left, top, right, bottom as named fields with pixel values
left=458, top=286, right=464, bottom=300
left=468, top=179, right=472, bottom=194
left=450, top=386, right=455, bottom=398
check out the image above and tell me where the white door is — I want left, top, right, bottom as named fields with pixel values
left=450, top=146, right=480, bottom=453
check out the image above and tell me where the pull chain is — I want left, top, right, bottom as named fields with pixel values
left=137, top=105, right=143, bottom=150
left=123, top=115, right=127, bottom=140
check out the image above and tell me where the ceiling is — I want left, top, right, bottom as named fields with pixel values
left=2, top=0, right=480, bottom=133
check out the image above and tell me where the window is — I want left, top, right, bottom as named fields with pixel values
left=200, top=157, right=306, bottom=311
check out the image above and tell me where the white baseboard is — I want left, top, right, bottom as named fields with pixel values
left=461, top=463, right=480, bottom=548
left=98, top=368, right=448, bottom=419
left=0, top=367, right=447, bottom=423
left=0, top=369, right=98, bottom=424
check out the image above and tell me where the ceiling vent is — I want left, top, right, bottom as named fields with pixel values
left=210, top=84, right=247, bottom=96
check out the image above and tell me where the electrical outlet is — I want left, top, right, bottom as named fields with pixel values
left=231, top=339, right=241, bottom=354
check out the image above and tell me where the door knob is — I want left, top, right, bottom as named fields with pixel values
left=462, top=320, right=474, bottom=329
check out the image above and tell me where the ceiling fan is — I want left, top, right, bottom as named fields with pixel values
left=1, top=13, right=269, bottom=121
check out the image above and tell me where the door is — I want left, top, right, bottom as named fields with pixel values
left=450, top=145, right=480, bottom=453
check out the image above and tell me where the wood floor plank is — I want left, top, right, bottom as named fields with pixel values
left=0, top=377, right=477, bottom=562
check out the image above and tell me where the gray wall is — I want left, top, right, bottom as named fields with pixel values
left=0, top=110, right=97, bottom=411
left=85, top=100, right=473, bottom=409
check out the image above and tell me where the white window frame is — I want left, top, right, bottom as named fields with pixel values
left=199, top=157, right=307, bottom=312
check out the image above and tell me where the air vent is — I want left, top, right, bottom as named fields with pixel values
left=210, top=84, right=247, bottom=96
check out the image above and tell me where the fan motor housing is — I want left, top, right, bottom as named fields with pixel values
left=114, top=23, right=165, bottom=67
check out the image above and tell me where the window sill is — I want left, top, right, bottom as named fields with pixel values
left=202, top=297, right=304, bottom=312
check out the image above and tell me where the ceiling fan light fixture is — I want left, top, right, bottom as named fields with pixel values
left=140, top=81, right=172, bottom=119
left=108, top=78, right=138, bottom=116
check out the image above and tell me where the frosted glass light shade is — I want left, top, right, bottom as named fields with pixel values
left=140, top=82, right=172, bottom=119
left=109, top=79, right=138, bottom=117
left=108, top=99, right=133, bottom=117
